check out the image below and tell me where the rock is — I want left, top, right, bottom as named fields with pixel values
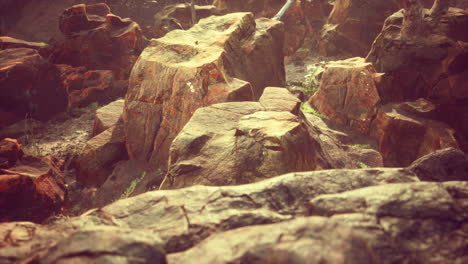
left=308, top=181, right=468, bottom=263
left=0, top=156, right=65, bottom=222
left=38, top=227, right=167, bottom=264
left=0, top=48, right=67, bottom=121
left=75, top=121, right=127, bottom=187
left=259, top=87, right=301, bottom=113
left=50, top=3, right=146, bottom=79
left=0, top=36, right=51, bottom=57
left=124, top=12, right=285, bottom=175
left=92, top=99, right=125, bottom=136
left=160, top=101, right=326, bottom=189
left=0, top=119, right=44, bottom=143
left=0, top=167, right=418, bottom=262
left=318, top=0, right=399, bottom=57
left=213, top=0, right=311, bottom=55
left=153, top=3, right=221, bottom=38
left=168, top=216, right=378, bottom=264
left=309, top=57, right=381, bottom=134
left=366, top=8, right=468, bottom=103
left=370, top=102, right=459, bottom=167
left=0, top=138, right=23, bottom=169
left=407, top=147, right=468, bottom=182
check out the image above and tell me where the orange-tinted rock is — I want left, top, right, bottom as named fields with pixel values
left=153, top=3, right=221, bottom=38
left=76, top=122, right=127, bottom=187
left=51, top=3, right=146, bottom=79
left=0, top=138, right=23, bottom=169
left=0, top=156, right=65, bottom=222
left=370, top=102, right=459, bottom=167
left=0, top=48, right=67, bottom=120
left=124, top=13, right=285, bottom=176
left=319, top=0, right=399, bottom=57
left=57, top=65, right=127, bottom=108
left=213, top=0, right=311, bottom=55
left=0, top=36, right=51, bottom=57
left=309, top=57, right=381, bottom=134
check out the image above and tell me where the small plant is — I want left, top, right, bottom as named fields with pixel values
left=22, top=114, right=42, bottom=156
left=351, top=144, right=372, bottom=149
left=121, top=172, right=146, bottom=199
left=300, top=102, right=327, bottom=119
left=301, top=63, right=324, bottom=96
left=357, top=162, right=369, bottom=169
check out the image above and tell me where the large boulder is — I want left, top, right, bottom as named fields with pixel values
left=309, top=57, right=381, bottom=134
left=318, top=0, right=400, bottom=57
left=370, top=102, right=459, bottom=167
left=0, top=138, right=23, bottom=169
left=124, top=12, right=285, bottom=176
left=92, top=99, right=125, bottom=136
left=50, top=3, right=146, bottom=79
left=0, top=48, right=67, bottom=121
left=0, top=156, right=65, bottom=222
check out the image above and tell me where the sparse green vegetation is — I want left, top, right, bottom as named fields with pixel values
left=300, top=102, right=327, bottom=119
left=121, top=172, right=146, bottom=199
left=22, top=114, right=42, bottom=156
left=288, top=63, right=325, bottom=97
left=351, top=144, right=372, bottom=149
left=36, top=42, right=49, bottom=47
left=357, top=162, right=369, bottom=169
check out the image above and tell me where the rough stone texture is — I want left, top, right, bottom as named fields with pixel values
left=309, top=57, right=381, bottom=134
left=0, top=156, right=65, bottom=222
left=124, top=12, right=285, bottom=176
left=408, top=147, right=468, bottom=182
left=0, top=138, right=23, bottom=169
left=308, top=181, right=468, bottom=264
left=0, top=168, right=417, bottom=263
left=168, top=216, right=378, bottom=264
left=319, top=0, right=399, bottom=57
left=259, top=87, right=301, bottom=113
left=50, top=3, right=146, bottom=79
left=92, top=99, right=125, bottom=136
left=75, top=122, right=127, bottom=187
left=153, top=4, right=221, bottom=38
left=0, top=36, right=51, bottom=57
left=370, top=102, right=459, bottom=167
left=213, top=0, right=312, bottom=55
left=0, top=48, right=67, bottom=121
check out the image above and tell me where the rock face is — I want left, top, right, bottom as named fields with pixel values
left=408, top=147, right=468, bottom=181
left=0, top=155, right=65, bottom=222
left=50, top=3, right=146, bottom=79
left=0, top=167, right=418, bottom=262
left=92, top=99, right=125, bottom=136
left=319, top=0, right=399, bottom=57
left=0, top=48, right=67, bottom=121
left=124, top=12, right=285, bottom=176
left=370, top=102, right=459, bottom=167
left=153, top=3, right=221, bottom=38
left=0, top=138, right=23, bottom=169
left=309, top=57, right=381, bottom=133
left=366, top=8, right=468, bottom=152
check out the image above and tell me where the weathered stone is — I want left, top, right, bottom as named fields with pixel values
left=407, top=147, right=468, bottom=182
left=0, top=138, right=23, bottom=169
left=124, top=12, right=285, bottom=175
left=319, top=0, right=400, bottom=57
left=75, top=122, right=127, bottom=187
left=51, top=3, right=146, bottom=79
left=168, top=216, right=378, bottom=264
left=0, top=48, right=67, bottom=120
left=309, top=57, right=381, bottom=134
left=92, top=99, right=125, bottom=136
left=153, top=3, right=221, bottom=38
left=308, top=181, right=468, bottom=263
left=259, top=87, right=301, bottom=114
left=0, top=36, right=51, bottom=57
left=370, top=102, right=459, bottom=167
left=0, top=156, right=65, bottom=222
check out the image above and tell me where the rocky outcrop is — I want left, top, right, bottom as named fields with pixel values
left=0, top=36, right=51, bottom=57
left=124, top=12, right=285, bottom=178
left=0, top=167, right=417, bottom=262
left=0, top=48, right=67, bottom=121
left=370, top=102, right=459, bottom=167
left=92, top=99, right=125, bottom=136
left=309, top=57, right=381, bottom=133
left=408, top=147, right=468, bottom=181
left=50, top=3, right=146, bottom=79
left=0, top=155, right=65, bottom=222
left=153, top=3, right=221, bottom=38
left=318, top=0, right=399, bottom=57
